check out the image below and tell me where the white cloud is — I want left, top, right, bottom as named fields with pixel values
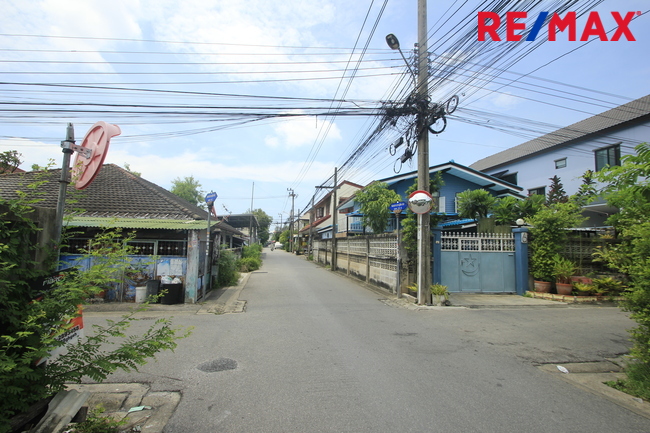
left=0, top=138, right=63, bottom=170
left=104, top=148, right=333, bottom=187
left=264, top=114, right=341, bottom=149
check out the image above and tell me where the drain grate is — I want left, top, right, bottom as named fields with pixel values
left=197, top=358, right=237, bottom=373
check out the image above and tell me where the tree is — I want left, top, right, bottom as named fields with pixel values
left=546, top=175, right=568, bottom=204
left=528, top=201, right=585, bottom=283
left=456, top=189, right=496, bottom=221
left=123, top=162, right=141, bottom=177
left=251, top=208, right=273, bottom=244
left=594, top=142, right=650, bottom=399
left=170, top=176, right=204, bottom=207
left=492, top=195, right=545, bottom=226
left=354, top=182, right=401, bottom=234
left=0, top=150, right=22, bottom=174
left=0, top=177, right=190, bottom=428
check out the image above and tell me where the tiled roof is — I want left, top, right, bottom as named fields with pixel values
left=0, top=164, right=241, bottom=235
left=470, top=94, right=650, bottom=171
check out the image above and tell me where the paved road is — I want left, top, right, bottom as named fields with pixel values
left=87, top=249, right=648, bottom=432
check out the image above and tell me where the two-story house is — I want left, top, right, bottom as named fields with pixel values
left=470, top=94, right=650, bottom=226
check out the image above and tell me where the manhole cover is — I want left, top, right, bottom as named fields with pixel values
left=197, top=358, right=237, bottom=373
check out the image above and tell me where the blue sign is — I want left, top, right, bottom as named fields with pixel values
left=205, top=191, right=218, bottom=204
left=389, top=201, right=407, bottom=212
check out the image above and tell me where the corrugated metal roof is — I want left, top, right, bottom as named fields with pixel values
left=67, top=217, right=221, bottom=230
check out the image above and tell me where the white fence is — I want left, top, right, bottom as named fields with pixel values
left=313, top=234, right=399, bottom=292
left=441, top=232, right=515, bottom=252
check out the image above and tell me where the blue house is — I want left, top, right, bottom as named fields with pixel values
left=337, top=161, right=524, bottom=235
left=470, top=94, right=650, bottom=226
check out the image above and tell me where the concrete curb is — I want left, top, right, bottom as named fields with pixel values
left=197, top=272, right=250, bottom=315
left=538, top=362, right=650, bottom=419
left=66, top=383, right=181, bottom=432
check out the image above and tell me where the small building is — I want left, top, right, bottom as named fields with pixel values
left=0, top=164, right=244, bottom=303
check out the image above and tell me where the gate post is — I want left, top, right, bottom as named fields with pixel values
left=512, top=227, right=529, bottom=295
left=431, top=226, right=442, bottom=285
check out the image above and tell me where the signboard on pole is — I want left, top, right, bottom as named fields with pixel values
left=389, top=201, right=408, bottom=214
left=205, top=191, right=217, bottom=206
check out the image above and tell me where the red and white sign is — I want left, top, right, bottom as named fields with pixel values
left=72, top=121, right=121, bottom=190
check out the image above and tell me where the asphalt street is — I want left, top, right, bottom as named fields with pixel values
left=83, top=249, right=648, bottom=432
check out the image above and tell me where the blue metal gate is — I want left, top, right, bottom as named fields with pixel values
left=440, top=232, right=516, bottom=293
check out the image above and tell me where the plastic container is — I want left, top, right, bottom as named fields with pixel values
left=135, top=286, right=147, bottom=303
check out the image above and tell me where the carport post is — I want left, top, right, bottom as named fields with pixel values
left=512, top=227, right=529, bottom=295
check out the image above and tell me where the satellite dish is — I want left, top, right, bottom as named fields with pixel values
left=72, top=121, right=121, bottom=190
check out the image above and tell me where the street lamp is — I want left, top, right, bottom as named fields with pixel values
left=385, top=33, right=417, bottom=87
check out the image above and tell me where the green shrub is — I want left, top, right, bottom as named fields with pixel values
left=216, top=249, right=240, bottom=287
left=237, top=257, right=261, bottom=272
left=242, top=243, right=262, bottom=259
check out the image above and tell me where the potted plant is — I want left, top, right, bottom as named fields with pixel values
left=573, top=282, right=595, bottom=296
left=553, top=255, right=576, bottom=295
left=430, top=283, right=450, bottom=306
left=530, top=244, right=554, bottom=292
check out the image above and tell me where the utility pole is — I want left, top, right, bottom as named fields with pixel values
left=416, top=0, right=431, bottom=305
left=287, top=188, right=296, bottom=253
left=249, top=182, right=254, bottom=245
left=331, top=167, right=338, bottom=272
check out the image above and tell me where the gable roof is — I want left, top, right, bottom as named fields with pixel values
left=0, top=164, right=243, bottom=235
left=470, top=94, right=650, bottom=172
left=0, top=164, right=210, bottom=220
left=380, top=160, right=523, bottom=197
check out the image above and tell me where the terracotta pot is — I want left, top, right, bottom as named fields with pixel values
left=556, top=282, right=573, bottom=295
left=534, top=281, right=552, bottom=293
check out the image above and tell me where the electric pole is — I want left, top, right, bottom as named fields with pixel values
left=287, top=188, right=296, bottom=253
left=416, top=0, right=432, bottom=305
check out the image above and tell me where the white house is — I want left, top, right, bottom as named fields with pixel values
left=470, top=94, right=650, bottom=226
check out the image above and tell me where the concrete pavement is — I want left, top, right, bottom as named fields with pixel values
left=68, top=265, right=646, bottom=432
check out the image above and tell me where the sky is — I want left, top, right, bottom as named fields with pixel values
left=1, top=0, right=649, bottom=229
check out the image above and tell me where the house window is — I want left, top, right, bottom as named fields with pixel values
left=500, top=172, right=518, bottom=185
left=528, top=186, right=546, bottom=196
left=595, top=144, right=620, bottom=171
left=316, top=207, right=324, bottom=219
left=555, top=158, right=567, bottom=169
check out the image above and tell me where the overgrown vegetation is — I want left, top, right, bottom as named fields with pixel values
left=0, top=174, right=190, bottom=430
left=593, top=142, right=650, bottom=399
left=216, top=248, right=240, bottom=287
left=237, top=244, right=262, bottom=272
left=65, top=406, right=127, bottom=433
left=528, top=201, right=585, bottom=283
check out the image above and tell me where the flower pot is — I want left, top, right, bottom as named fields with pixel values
left=556, top=282, right=573, bottom=295
left=534, top=280, right=552, bottom=293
